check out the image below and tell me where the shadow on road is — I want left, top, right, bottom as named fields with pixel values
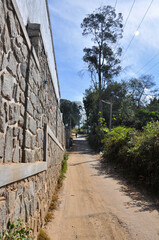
left=69, top=137, right=159, bottom=214
left=92, top=158, right=159, bottom=214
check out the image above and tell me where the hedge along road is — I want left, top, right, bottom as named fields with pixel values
left=46, top=135, right=159, bottom=240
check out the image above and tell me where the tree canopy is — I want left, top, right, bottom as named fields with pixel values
left=81, top=5, right=123, bottom=112
left=60, top=99, right=82, bottom=128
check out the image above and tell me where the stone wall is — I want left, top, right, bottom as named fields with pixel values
left=0, top=0, right=65, bottom=237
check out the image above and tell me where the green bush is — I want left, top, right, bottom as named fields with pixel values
left=103, top=122, right=159, bottom=192
left=37, top=229, right=50, bottom=240
left=88, top=117, right=109, bottom=152
left=0, top=220, right=33, bottom=240
left=103, top=126, right=134, bottom=165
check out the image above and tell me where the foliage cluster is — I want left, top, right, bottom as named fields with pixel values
left=103, top=122, right=159, bottom=192
left=0, top=220, right=33, bottom=240
left=58, top=153, right=68, bottom=186
left=44, top=153, right=68, bottom=224
left=37, top=229, right=50, bottom=240
left=60, top=99, right=82, bottom=128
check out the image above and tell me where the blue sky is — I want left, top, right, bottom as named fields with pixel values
left=48, top=0, right=159, bottom=102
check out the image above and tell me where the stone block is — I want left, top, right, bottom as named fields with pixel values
left=14, top=196, right=21, bottom=219
left=18, top=128, right=23, bottom=146
left=9, top=103, right=20, bottom=125
left=19, top=76, right=26, bottom=91
left=7, top=191, right=16, bottom=214
left=7, top=52, right=17, bottom=77
left=20, top=61, right=27, bottom=78
left=7, top=11, right=18, bottom=38
left=13, top=142, right=19, bottom=163
left=19, top=194, right=25, bottom=220
left=0, top=1, right=5, bottom=35
left=24, top=200, right=30, bottom=222
left=30, top=92, right=37, bottom=109
left=0, top=133, right=4, bottom=158
left=24, top=149, right=34, bottom=163
left=0, top=51, right=3, bottom=71
left=4, top=126, right=13, bottom=163
left=7, top=0, right=14, bottom=11
left=0, top=115, right=5, bottom=133
left=14, top=84, right=20, bottom=102
left=29, top=117, right=36, bottom=135
left=21, top=44, right=28, bottom=59
left=27, top=100, right=34, bottom=116
left=20, top=92, right=25, bottom=104
left=20, top=104, right=24, bottom=116
left=12, top=39, right=23, bottom=63
left=16, top=36, right=23, bottom=48
left=34, top=149, right=40, bottom=162
left=31, top=135, right=36, bottom=149
left=28, top=181, right=34, bottom=199
left=37, top=130, right=42, bottom=148
left=0, top=198, right=7, bottom=232
left=28, top=76, right=34, bottom=89
left=1, top=53, right=8, bottom=71
left=2, top=72, right=14, bottom=100
left=2, top=26, right=11, bottom=54
left=25, top=131, right=32, bottom=148
left=18, top=116, right=24, bottom=127
left=17, top=184, right=23, bottom=197
left=13, top=127, right=19, bottom=137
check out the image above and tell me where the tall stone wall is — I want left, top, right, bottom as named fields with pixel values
left=0, top=0, right=65, bottom=237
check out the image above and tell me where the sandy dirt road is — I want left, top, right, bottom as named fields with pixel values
left=46, top=136, right=159, bottom=240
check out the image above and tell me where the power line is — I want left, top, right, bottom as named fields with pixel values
left=135, top=52, right=159, bottom=75
left=114, top=0, right=118, bottom=8
left=144, top=60, right=159, bottom=75
left=121, top=0, right=154, bottom=60
left=113, top=0, right=136, bottom=54
left=123, top=0, right=136, bottom=31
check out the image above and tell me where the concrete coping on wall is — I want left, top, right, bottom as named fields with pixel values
left=0, top=162, right=47, bottom=188
left=0, top=125, right=64, bottom=188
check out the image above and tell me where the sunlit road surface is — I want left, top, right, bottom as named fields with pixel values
left=46, top=135, right=159, bottom=240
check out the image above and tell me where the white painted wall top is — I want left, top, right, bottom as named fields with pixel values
left=16, top=0, right=60, bottom=100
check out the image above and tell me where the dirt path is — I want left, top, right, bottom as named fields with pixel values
left=46, top=136, right=159, bottom=240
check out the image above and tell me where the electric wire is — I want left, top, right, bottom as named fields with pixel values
left=123, top=0, right=136, bottom=31
left=135, top=52, right=159, bottom=75
left=113, top=0, right=136, bottom=54
left=121, top=0, right=154, bottom=61
left=114, top=0, right=118, bottom=8
left=144, top=60, right=159, bottom=75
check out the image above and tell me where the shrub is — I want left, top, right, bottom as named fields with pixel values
left=37, top=229, right=50, bottom=240
left=0, top=220, right=33, bottom=240
left=103, top=126, right=134, bottom=165
left=103, top=121, right=159, bottom=192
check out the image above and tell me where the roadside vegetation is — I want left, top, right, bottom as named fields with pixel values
left=102, top=122, right=159, bottom=193
left=0, top=220, right=33, bottom=240
left=81, top=5, right=159, bottom=195
left=44, top=153, right=68, bottom=223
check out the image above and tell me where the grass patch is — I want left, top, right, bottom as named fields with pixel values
left=0, top=220, right=33, bottom=239
left=44, top=212, right=53, bottom=223
left=52, top=194, right=58, bottom=202
left=44, top=153, right=69, bottom=224
left=37, top=229, right=50, bottom=240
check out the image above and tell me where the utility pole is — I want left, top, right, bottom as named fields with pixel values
left=102, top=98, right=113, bottom=132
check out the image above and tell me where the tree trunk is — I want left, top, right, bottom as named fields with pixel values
left=98, top=50, right=103, bottom=117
